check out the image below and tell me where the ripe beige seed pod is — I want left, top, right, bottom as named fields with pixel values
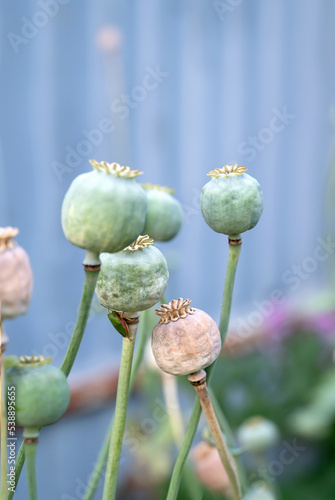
left=193, top=441, right=231, bottom=496
left=0, top=227, right=33, bottom=320
left=151, top=298, right=221, bottom=376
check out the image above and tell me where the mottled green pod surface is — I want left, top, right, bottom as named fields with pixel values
left=6, top=357, right=70, bottom=428
left=96, top=235, right=169, bottom=312
left=201, top=164, right=263, bottom=238
left=61, top=161, right=147, bottom=253
left=142, top=184, right=183, bottom=241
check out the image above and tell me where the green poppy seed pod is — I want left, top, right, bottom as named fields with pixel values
left=95, top=235, right=169, bottom=312
left=6, top=356, right=70, bottom=428
left=201, top=164, right=263, bottom=238
left=151, top=298, right=221, bottom=376
left=237, top=416, right=279, bottom=453
left=61, top=160, right=147, bottom=254
left=243, top=482, right=276, bottom=500
left=288, top=408, right=328, bottom=439
left=192, top=441, right=231, bottom=496
left=142, top=184, right=183, bottom=241
left=0, top=227, right=33, bottom=320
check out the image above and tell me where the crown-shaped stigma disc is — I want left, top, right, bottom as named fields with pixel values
left=155, top=298, right=195, bottom=324
left=0, top=227, right=19, bottom=252
left=123, top=235, right=154, bottom=252
left=89, top=159, right=143, bottom=178
left=207, top=164, right=247, bottom=178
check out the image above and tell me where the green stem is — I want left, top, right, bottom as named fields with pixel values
left=9, top=261, right=100, bottom=498
left=166, top=240, right=242, bottom=500
left=230, top=447, right=245, bottom=457
left=218, top=240, right=242, bottom=346
left=7, top=447, right=24, bottom=500
left=166, top=401, right=202, bottom=500
left=181, top=462, right=203, bottom=500
left=129, top=308, right=150, bottom=390
left=25, top=442, right=38, bottom=500
left=1, top=343, right=7, bottom=499
left=161, top=294, right=168, bottom=305
left=61, top=268, right=100, bottom=377
left=83, top=309, right=150, bottom=500
left=102, top=317, right=138, bottom=500
left=82, top=424, right=111, bottom=500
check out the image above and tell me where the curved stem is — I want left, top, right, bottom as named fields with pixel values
left=181, top=463, right=203, bottom=500
left=166, top=240, right=242, bottom=500
left=81, top=428, right=111, bottom=500
left=83, top=309, right=150, bottom=500
left=10, top=262, right=100, bottom=497
left=166, top=401, right=202, bottom=500
left=61, top=268, right=100, bottom=377
left=189, top=371, right=241, bottom=500
left=25, top=441, right=38, bottom=500
left=102, top=316, right=138, bottom=500
left=230, top=447, right=245, bottom=457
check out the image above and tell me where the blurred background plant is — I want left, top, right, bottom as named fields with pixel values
left=1, top=1, right=335, bottom=499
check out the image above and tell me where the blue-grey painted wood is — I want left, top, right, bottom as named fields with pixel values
left=1, top=1, right=335, bottom=497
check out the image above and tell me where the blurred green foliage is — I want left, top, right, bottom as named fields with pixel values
left=127, top=329, right=335, bottom=499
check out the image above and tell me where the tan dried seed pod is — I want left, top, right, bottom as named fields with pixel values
left=0, top=227, right=33, bottom=320
left=193, top=441, right=231, bottom=496
left=151, top=298, right=221, bottom=376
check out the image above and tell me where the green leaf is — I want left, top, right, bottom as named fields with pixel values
left=107, top=311, right=130, bottom=337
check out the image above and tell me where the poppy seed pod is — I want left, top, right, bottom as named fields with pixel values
left=142, top=184, right=183, bottom=241
left=61, top=160, right=147, bottom=254
left=0, top=227, right=33, bottom=320
left=95, top=235, right=169, bottom=313
left=243, top=482, right=276, bottom=500
left=237, top=416, right=279, bottom=453
left=288, top=408, right=328, bottom=439
left=151, top=298, right=221, bottom=376
left=6, top=356, right=70, bottom=429
left=201, top=164, right=263, bottom=238
left=193, top=441, right=231, bottom=496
